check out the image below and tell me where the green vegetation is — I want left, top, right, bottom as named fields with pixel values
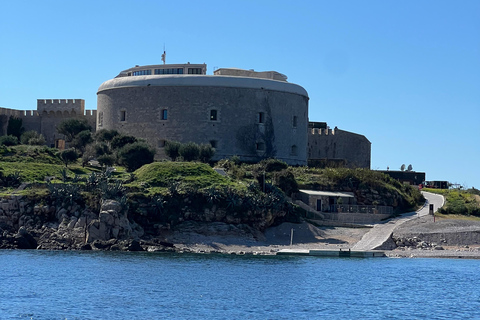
left=133, top=162, right=233, bottom=191
left=425, top=188, right=480, bottom=217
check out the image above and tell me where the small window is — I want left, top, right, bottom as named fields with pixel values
left=258, top=112, right=265, bottom=124
left=210, top=140, right=218, bottom=148
left=256, top=142, right=265, bottom=151
left=291, top=145, right=298, bottom=156
left=292, top=116, right=298, bottom=128
left=210, top=109, right=217, bottom=121
left=120, top=110, right=126, bottom=122
left=158, top=140, right=166, bottom=148
left=161, top=109, right=168, bottom=120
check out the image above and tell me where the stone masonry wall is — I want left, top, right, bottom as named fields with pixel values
left=97, top=86, right=308, bottom=165
left=308, top=128, right=371, bottom=168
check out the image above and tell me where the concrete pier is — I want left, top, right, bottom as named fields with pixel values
left=276, top=248, right=386, bottom=258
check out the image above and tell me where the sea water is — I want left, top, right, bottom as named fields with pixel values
left=0, top=250, right=479, bottom=319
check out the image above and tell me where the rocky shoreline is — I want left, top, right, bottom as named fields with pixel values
left=2, top=195, right=480, bottom=258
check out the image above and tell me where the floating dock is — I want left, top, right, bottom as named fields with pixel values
left=276, top=248, right=385, bottom=258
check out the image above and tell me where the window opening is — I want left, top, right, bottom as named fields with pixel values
left=210, top=109, right=217, bottom=121
left=120, top=110, right=126, bottom=122
left=258, top=112, right=265, bottom=124
left=161, top=109, right=168, bottom=120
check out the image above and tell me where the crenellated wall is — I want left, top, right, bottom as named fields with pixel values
left=308, top=126, right=371, bottom=168
left=0, top=99, right=96, bottom=147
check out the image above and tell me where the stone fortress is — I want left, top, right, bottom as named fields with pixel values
left=0, top=62, right=370, bottom=168
left=0, top=99, right=96, bottom=147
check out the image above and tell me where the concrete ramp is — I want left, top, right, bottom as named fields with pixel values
left=352, top=192, right=444, bottom=251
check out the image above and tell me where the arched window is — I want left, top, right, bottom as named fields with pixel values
left=291, top=145, right=298, bottom=156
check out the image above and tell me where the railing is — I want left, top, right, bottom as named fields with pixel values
left=330, top=205, right=393, bottom=215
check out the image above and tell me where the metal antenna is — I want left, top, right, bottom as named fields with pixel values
left=161, top=43, right=166, bottom=64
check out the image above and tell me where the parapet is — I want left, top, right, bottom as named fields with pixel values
left=310, top=128, right=335, bottom=135
left=37, top=99, right=85, bottom=114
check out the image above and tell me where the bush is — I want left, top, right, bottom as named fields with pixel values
left=97, top=154, right=116, bottom=167
left=117, top=142, right=156, bottom=172
left=21, top=130, right=41, bottom=145
left=164, top=141, right=181, bottom=161
left=60, top=148, right=78, bottom=167
left=262, top=158, right=289, bottom=172
left=199, top=144, right=215, bottom=163
left=273, top=169, right=299, bottom=196
left=94, top=129, right=120, bottom=143
left=57, top=119, right=92, bottom=142
left=111, top=134, right=138, bottom=150
left=0, top=135, right=19, bottom=146
left=71, top=130, right=93, bottom=152
left=179, top=142, right=200, bottom=162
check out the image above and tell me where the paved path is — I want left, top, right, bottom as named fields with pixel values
left=352, top=192, right=444, bottom=250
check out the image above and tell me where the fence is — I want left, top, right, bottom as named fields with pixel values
left=330, top=205, right=393, bottom=215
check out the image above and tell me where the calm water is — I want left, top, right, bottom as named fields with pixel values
left=0, top=251, right=479, bottom=320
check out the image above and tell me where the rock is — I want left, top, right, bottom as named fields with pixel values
left=14, top=228, right=37, bottom=249
left=434, top=246, right=444, bottom=250
left=80, top=243, right=92, bottom=250
left=126, top=240, right=143, bottom=251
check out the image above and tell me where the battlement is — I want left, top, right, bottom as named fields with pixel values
left=310, top=128, right=335, bottom=135
left=37, top=99, right=85, bottom=114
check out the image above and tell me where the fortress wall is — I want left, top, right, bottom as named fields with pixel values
left=308, top=128, right=371, bottom=168
left=0, top=104, right=96, bottom=147
left=37, top=99, right=85, bottom=114
left=97, top=85, right=308, bottom=165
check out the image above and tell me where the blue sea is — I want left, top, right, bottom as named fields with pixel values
left=0, top=250, right=479, bottom=320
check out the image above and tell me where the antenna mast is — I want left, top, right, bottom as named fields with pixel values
left=161, top=44, right=166, bottom=65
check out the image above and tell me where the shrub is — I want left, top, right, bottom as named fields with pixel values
left=60, top=148, right=79, bottom=167
left=97, top=154, right=116, bottom=167
left=0, top=135, right=19, bottom=146
left=262, top=158, right=288, bottom=172
left=179, top=142, right=200, bottom=162
left=94, top=129, right=120, bottom=143
left=273, top=169, right=299, bottom=196
left=71, top=130, right=93, bottom=152
left=117, top=142, right=156, bottom=172
left=57, top=119, right=92, bottom=142
left=111, top=135, right=138, bottom=150
left=21, top=130, right=42, bottom=145
left=164, top=140, right=181, bottom=161
left=199, top=144, right=215, bottom=163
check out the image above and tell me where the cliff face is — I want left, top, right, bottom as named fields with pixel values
left=0, top=192, right=290, bottom=251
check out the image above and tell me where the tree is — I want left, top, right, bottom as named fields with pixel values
left=94, top=129, right=120, bottom=144
left=71, top=130, right=93, bottom=152
left=199, top=144, right=215, bottom=163
left=111, top=134, right=137, bottom=150
left=97, top=154, right=115, bottom=167
left=400, top=164, right=406, bottom=171
left=164, top=140, right=181, bottom=161
left=7, top=117, right=24, bottom=139
left=57, top=119, right=92, bottom=142
left=60, top=148, right=78, bottom=167
left=179, top=142, right=200, bottom=162
left=117, top=142, right=156, bottom=172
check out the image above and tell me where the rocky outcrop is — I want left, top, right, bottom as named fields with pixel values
left=87, top=199, right=144, bottom=243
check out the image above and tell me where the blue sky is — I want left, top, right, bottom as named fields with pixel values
left=1, top=0, right=479, bottom=187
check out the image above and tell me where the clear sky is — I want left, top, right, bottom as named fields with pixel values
left=1, top=0, right=479, bottom=187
